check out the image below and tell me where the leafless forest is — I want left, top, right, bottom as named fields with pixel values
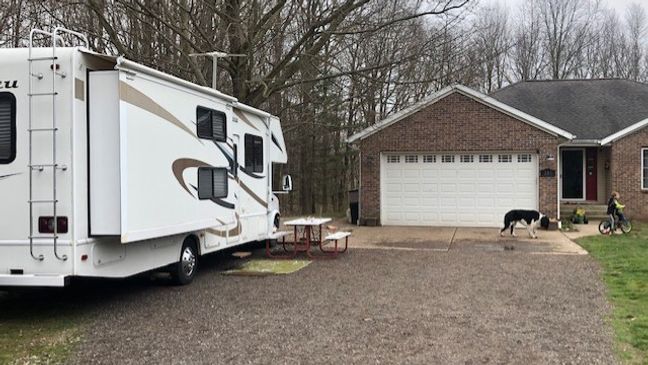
left=1, top=0, right=647, bottom=214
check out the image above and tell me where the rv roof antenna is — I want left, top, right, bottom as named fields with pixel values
left=189, top=51, right=246, bottom=90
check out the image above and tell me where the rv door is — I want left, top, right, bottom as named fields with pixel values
left=228, top=135, right=240, bottom=245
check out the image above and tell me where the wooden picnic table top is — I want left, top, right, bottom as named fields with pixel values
left=283, top=217, right=332, bottom=226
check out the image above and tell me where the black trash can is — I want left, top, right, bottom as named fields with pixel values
left=348, top=189, right=359, bottom=224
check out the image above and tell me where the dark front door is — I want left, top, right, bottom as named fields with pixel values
left=562, top=149, right=584, bottom=199
left=586, top=148, right=597, bottom=200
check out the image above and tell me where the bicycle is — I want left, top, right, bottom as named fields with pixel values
left=598, top=214, right=632, bottom=235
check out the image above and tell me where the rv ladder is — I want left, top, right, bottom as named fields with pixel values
left=26, top=27, right=88, bottom=262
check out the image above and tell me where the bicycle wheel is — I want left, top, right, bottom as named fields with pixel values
left=598, top=220, right=612, bottom=235
left=620, top=220, right=632, bottom=234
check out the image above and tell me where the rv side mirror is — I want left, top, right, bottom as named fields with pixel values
left=282, top=175, right=293, bottom=192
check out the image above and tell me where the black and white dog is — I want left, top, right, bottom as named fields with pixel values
left=500, top=210, right=550, bottom=239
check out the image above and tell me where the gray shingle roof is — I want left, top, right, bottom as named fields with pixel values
left=489, top=79, right=648, bottom=140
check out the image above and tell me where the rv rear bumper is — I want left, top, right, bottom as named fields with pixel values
left=0, top=274, right=68, bottom=287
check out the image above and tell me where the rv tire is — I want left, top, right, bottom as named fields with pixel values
left=172, top=237, right=198, bottom=285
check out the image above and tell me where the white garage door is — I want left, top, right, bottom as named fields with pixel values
left=381, top=153, right=538, bottom=227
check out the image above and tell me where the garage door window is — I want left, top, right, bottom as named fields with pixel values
left=498, top=154, right=512, bottom=163
left=387, top=155, right=400, bottom=163
left=405, top=155, right=418, bottom=163
left=442, top=155, right=454, bottom=163
left=518, top=154, right=532, bottom=162
left=423, top=155, right=436, bottom=163
left=479, top=154, right=492, bottom=163
left=460, top=155, right=473, bottom=163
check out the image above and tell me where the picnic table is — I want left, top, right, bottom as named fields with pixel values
left=265, top=217, right=350, bottom=259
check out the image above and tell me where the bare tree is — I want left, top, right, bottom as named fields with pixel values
left=538, top=0, right=600, bottom=79
left=625, top=2, right=647, bottom=80
left=510, top=1, right=546, bottom=80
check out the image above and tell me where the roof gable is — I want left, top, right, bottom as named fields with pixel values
left=347, top=84, right=575, bottom=143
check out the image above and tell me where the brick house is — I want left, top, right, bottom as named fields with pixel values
left=348, top=80, right=648, bottom=227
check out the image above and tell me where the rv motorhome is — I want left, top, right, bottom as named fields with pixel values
left=0, top=28, right=290, bottom=287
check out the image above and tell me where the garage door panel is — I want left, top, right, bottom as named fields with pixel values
left=403, top=197, right=420, bottom=206
left=382, top=153, right=538, bottom=227
left=457, top=197, right=476, bottom=207
left=403, top=182, right=420, bottom=191
left=458, top=183, right=476, bottom=193
left=439, top=170, right=457, bottom=178
left=439, top=184, right=456, bottom=193
left=385, top=169, right=402, bottom=178
left=421, top=170, right=437, bottom=178
left=419, top=197, right=437, bottom=207
left=421, top=183, right=438, bottom=192
left=420, top=212, right=439, bottom=221
left=385, top=183, right=402, bottom=193
left=476, top=184, right=495, bottom=193
left=457, top=170, right=477, bottom=179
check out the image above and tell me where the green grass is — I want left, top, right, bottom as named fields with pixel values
left=578, top=223, right=648, bottom=364
left=0, top=292, right=82, bottom=365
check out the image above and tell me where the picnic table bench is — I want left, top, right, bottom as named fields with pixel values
left=265, top=218, right=350, bottom=259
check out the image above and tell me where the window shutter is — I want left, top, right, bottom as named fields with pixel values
left=212, top=168, right=228, bottom=198
left=196, top=108, right=212, bottom=139
left=253, top=136, right=263, bottom=172
left=211, top=111, right=226, bottom=142
left=198, top=168, right=212, bottom=199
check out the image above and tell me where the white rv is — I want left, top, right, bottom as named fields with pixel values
left=0, top=28, right=290, bottom=287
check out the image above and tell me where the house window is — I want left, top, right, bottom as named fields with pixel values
left=405, top=155, right=418, bottom=163
left=479, top=154, right=492, bottom=163
left=198, top=167, right=228, bottom=199
left=0, top=93, right=16, bottom=164
left=498, top=154, right=512, bottom=163
left=197, top=106, right=226, bottom=142
left=517, top=154, right=532, bottom=163
left=423, top=155, right=436, bottom=163
left=244, top=134, right=264, bottom=173
left=441, top=155, right=454, bottom=163
left=387, top=155, right=400, bottom=163
left=460, top=154, right=474, bottom=163
left=643, top=148, right=648, bottom=190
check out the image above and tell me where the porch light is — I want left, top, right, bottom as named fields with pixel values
left=546, top=154, right=555, bottom=161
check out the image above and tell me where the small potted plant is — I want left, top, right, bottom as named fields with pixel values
left=571, top=208, right=588, bottom=224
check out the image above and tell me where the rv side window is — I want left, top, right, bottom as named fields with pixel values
left=244, top=134, right=263, bottom=173
left=0, top=93, right=16, bottom=164
left=198, top=167, right=228, bottom=199
left=196, top=106, right=226, bottom=142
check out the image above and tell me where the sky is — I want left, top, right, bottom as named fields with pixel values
left=479, top=0, right=648, bottom=16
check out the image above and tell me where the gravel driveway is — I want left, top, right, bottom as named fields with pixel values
left=3, top=243, right=616, bottom=364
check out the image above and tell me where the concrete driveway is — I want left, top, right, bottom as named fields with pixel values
left=325, top=220, right=588, bottom=255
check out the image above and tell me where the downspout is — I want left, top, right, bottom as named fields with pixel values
left=556, top=144, right=562, bottom=222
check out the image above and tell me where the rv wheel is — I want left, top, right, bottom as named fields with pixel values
left=172, top=238, right=198, bottom=285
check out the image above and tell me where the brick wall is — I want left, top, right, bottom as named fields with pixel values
left=358, top=91, right=564, bottom=225
left=610, top=127, right=648, bottom=220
